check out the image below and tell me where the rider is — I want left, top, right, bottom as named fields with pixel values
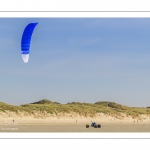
left=93, top=121, right=96, bottom=126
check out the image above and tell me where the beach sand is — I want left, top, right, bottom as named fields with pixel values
left=0, top=112, right=150, bottom=132
left=1, top=123, right=150, bottom=132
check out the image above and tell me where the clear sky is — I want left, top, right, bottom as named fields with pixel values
left=0, top=18, right=150, bottom=107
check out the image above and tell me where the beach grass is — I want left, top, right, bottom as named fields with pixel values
left=0, top=99, right=150, bottom=118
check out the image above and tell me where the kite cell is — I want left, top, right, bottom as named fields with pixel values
left=21, top=22, right=38, bottom=63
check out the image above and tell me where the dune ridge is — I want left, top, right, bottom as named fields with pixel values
left=0, top=99, right=150, bottom=125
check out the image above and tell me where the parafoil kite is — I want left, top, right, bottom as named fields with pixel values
left=21, top=22, right=38, bottom=63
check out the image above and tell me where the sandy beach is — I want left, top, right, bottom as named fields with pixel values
left=0, top=112, right=150, bottom=132
left=1, top=122, right=150, bottom=132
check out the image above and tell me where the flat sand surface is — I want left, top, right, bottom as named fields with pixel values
left=1, top=122, right=150, bottom=132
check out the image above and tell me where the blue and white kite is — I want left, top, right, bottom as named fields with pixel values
left=21, top=22, right=38, bottom=63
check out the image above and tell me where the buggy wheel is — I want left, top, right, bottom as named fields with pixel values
left=97, top=124, right=101, bottom=128
left=86, top=124, right=89, bottom=128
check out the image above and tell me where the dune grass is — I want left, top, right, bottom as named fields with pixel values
left=0, top=99, right=150, bottom=118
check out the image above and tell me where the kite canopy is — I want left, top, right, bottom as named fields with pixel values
left=21, top=22, right=38, bottom=63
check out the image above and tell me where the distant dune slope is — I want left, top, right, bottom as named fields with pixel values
left=0, top=99, right=150, bottom=119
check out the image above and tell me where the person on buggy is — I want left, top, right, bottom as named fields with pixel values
left=91, top=121, right=96, bottom=126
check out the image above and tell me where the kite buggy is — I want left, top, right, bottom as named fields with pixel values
left=86, top=121, right=101, bottom=128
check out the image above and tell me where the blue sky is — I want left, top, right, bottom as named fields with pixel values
left=0, top=18, right=150, bottom=107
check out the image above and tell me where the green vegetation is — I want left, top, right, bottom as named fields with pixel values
left=0, top=99, right=150, bottom=118
left=30, top=99, right=60, bottom=105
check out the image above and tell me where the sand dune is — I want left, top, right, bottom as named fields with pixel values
left=0, top=111, right=150, bottom=126
left=1, top=111, right=150, bottom=132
